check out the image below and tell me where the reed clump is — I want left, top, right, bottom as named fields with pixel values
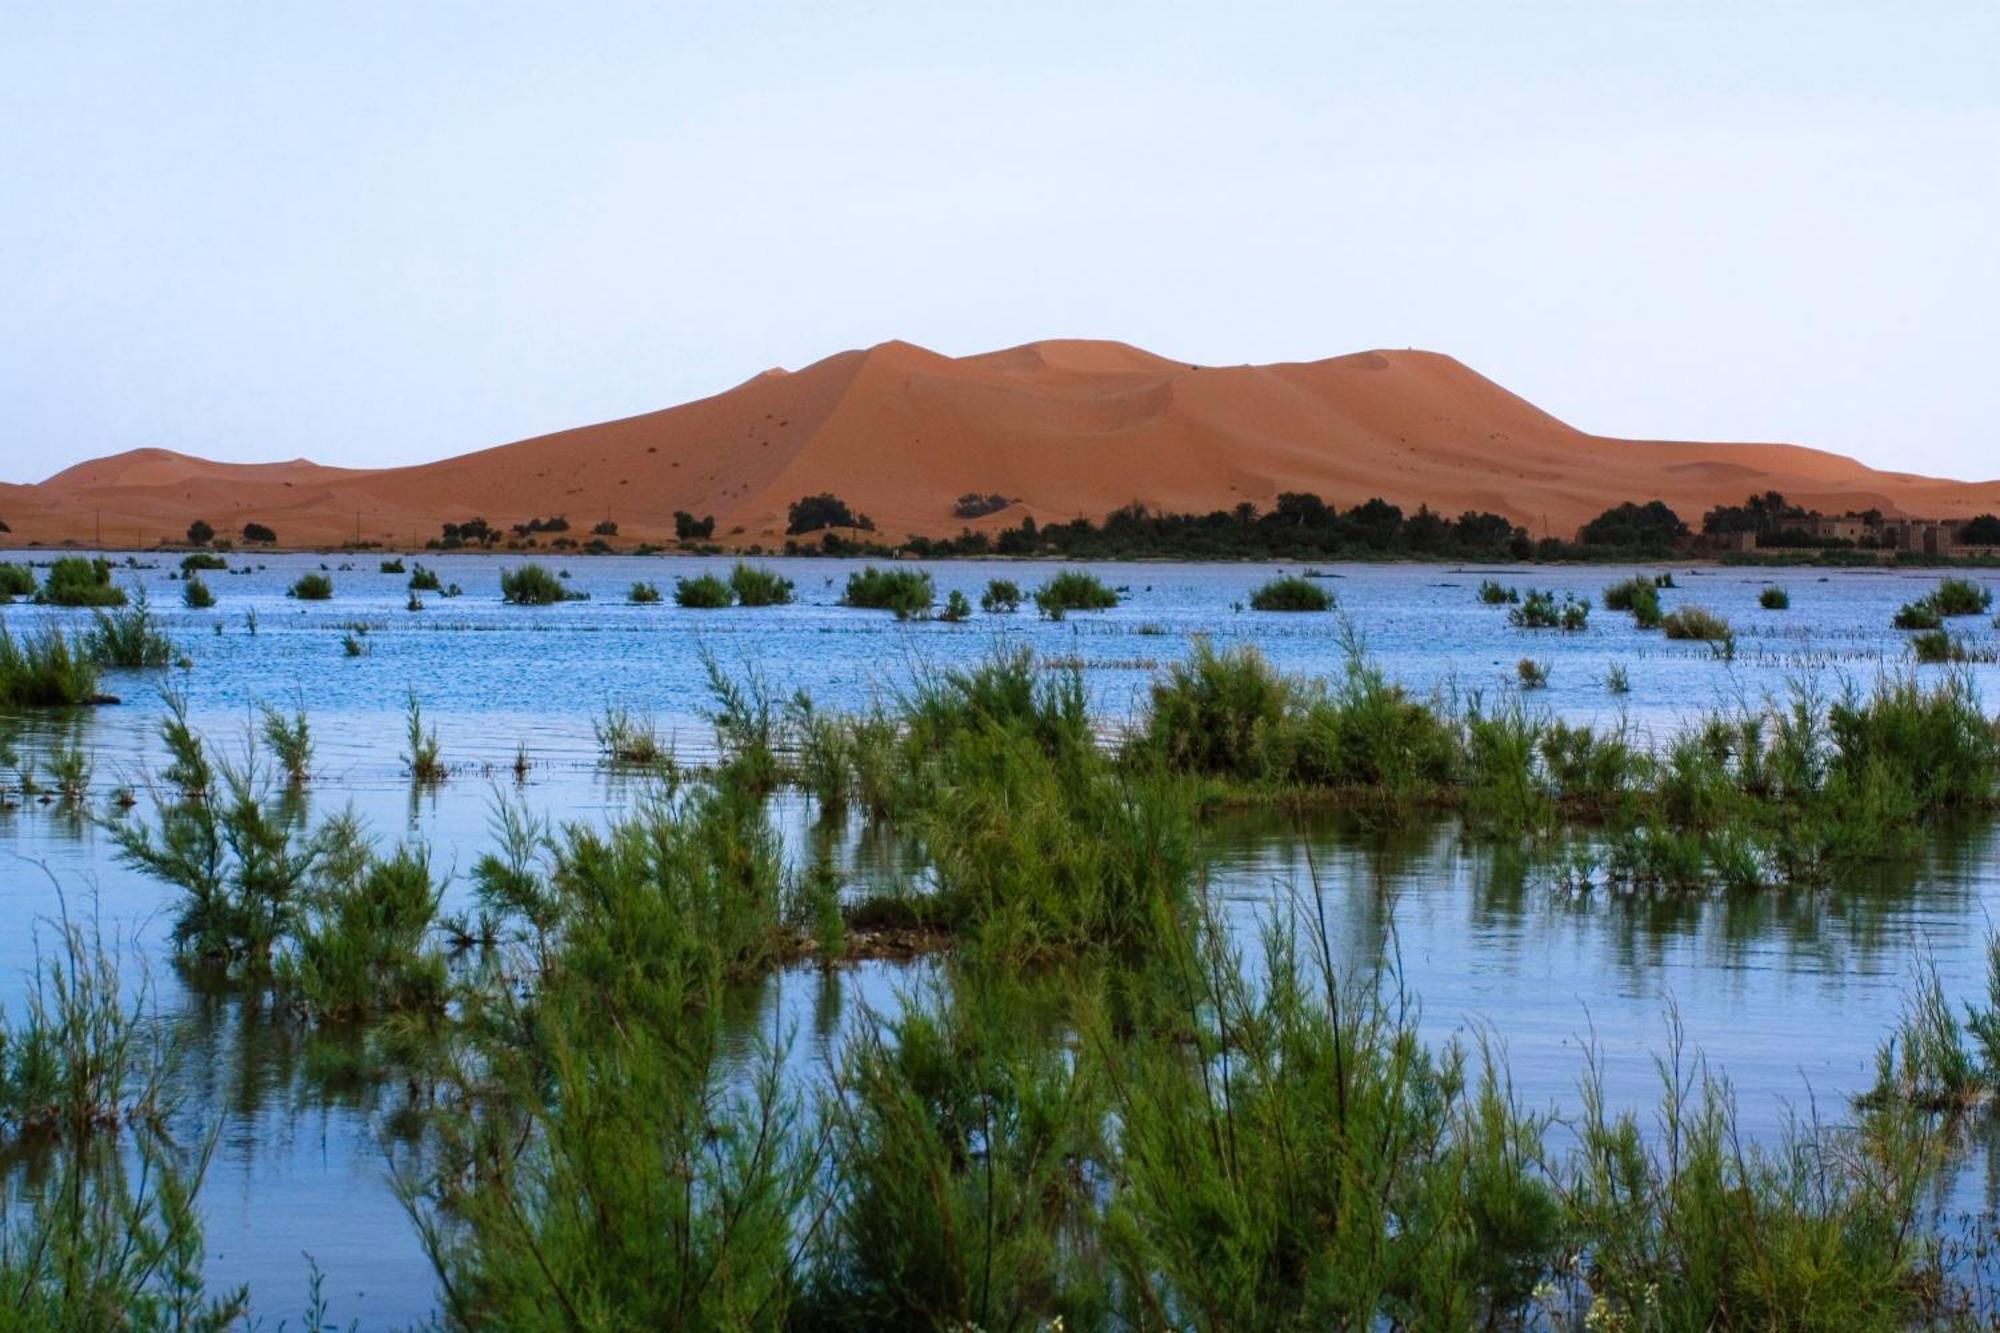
left=1508, top=588, right=1589, bottom=630
left=1759, top=584, right=1790, bottom=609
left=729, top=561, right=794, bottom=607
left=182, top=574, right=215, bottom=609
left=0, top=623, right=100, bottom=707
left=627, top=579, right=662, bottom=604
left=673, top=572, right=732, bottom=608
left=1477, top=579, right=1518, bottom=605
left=499, top=562, right=578, bottom=605
left=980, top=578, right=1022, bottom=613
left=84, top=595, right=176, bottom=668
left=1662, top=605, right=1731, bottom=642
left=1248, top=573, right=1334, bottom=611
left=288, top=571, right=334, bottom=600
left=0, top=562, right=38, bottom=601
left=1033, top=569, right=1119, bottom=619
left=842, top=566, right=934, bottom=619
left=37, top=557, right=126, bottom=608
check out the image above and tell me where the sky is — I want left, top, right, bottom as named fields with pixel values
left=3, top=1, right=1995, bottom=483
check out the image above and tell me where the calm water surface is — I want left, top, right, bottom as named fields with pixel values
left=3, top=554, right=1999, bottom=1324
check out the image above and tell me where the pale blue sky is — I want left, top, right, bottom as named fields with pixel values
left=4, top=2, right=1994, bottom=482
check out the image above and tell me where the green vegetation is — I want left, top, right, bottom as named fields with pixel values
left=499, top=562, right=577, bottom=605
left=260, top=700, right=313, bottom=783
left=1932, top=576, right=1993, bottom=616
left=408, top=564, right=442, bottom=592
left=1248, top=573, right=1334, bottom=611
left=673, top=572, right=733, bottom=608
left=1477, top=579, right=1518, bottom=605
left=1602, top=574, right=1664, bottom=627
left=185, top=518, right=214, bottom=545
left=938, top=588, right=972, bottom=622
left=1662, top=605, right=1732, bottom=642
left=1033, top=569, right=1119, bottom=619
left=729, top=562, right=794, bottom=606
left=288, top=572, right=334, bottom=600
left=379, top=557, right=405, bottom=573
left=38, top=557, right=126, bottom=608
left=1516, top=658, right=1549, bottom=688
left=180, top=551, right=226, bottom=573
left=952, top=490, right=1011, bottom=518
left=404, top=693, right=445, bottom=784
left=241, top=521, right=277, bottom=543
left=0, top=562, right=36, bottom=601
left=84, top=596, right=176, bottom=668
left=1894, top=599, right=1944, bottom=631
left=788, top=492, right=874, bottom=534
left=1576, top=499, right=1689, bottom=551
left=980, top=578, right=1022, bottom=613
left=628, top=580, right=663, bottom=604
left=1760, top=584, right=1790, bottom=609
left=842, top=566, right=934, bottom=618
left=1508, top=588, right=1589, bottom=630
left=0, top=623, right=99, bottom=708
left=594, top=704, right=669, bottom=766
left=56, top=633, right=2000, bottom=1325
left=181, top=574, right=214, bottom=609
left=673, top=510, right=715, bottom=540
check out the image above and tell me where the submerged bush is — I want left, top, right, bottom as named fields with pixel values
left=499, top=562, right=573, bottom=605
left=1248, top=574, right=1334, bottom=612
left=1931, top=576, right=1993, bottom=617
left=673, top=573, right=733, bottom=608
left=980, top=578, right=1022, bottom=613
left=1662, top=605, right=1732, bottom=642
left=182, top=574, right=215, bottom=609
left=288, top=572, right=334, bottom=601
left=180, top=552, right=227, bottom=573
left=1893, top=599, right=1943, bottom=631
left=1603, top=575, right=1663, bottom=628
left=1477, top=579, right=1518, bottom=605
left=407, top=564, right=442, bottom=592
left=0, top=562, right=37, bottom=601
left=729, top=562, right=794, bottom=607
left=1759, top=585, right=1790, bottom=610
left=0, top=623, right=100, bottom=707
left=938, top=588, right=972, bottom=622
left=1033, top=569, right=1119, bottom=619
left=628, top=580, right=662, bottom=604
left=1508, top=588, right=1589, bottom=631
left=38, top=557, right=126, bottom=608
left=84, top=596, right=176, bottom=668
left=842, top=566, right=934, bottom=618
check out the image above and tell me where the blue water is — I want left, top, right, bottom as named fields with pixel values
left=3, top=554, right=1998, bottom=1324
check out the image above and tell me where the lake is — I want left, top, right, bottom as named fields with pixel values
left=4, top=553, right=1999, bottom=1324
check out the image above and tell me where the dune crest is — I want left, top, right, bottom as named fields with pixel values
left=4, top=341, right=1995, bottom=549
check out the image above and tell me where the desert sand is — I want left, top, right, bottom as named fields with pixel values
left=3, top=340, right=1994, bottom=550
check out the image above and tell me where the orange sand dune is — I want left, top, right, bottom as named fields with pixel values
left=4, top=341, right=1995, bottom=550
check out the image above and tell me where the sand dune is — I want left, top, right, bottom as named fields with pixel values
left=4, top=340, right=1995, bottom=550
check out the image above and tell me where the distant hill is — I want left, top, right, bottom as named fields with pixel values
left=3, top=339, right=1995, bottom=548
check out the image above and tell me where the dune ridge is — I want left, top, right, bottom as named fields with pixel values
left=3, top=339, right=1994, bottom=549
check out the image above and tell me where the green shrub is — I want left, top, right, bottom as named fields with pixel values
left=180, top=552, right=227, bottom=573
left=1603, top=576, right=1663, bottom=627
left=85, top=596, right=176, bottom=667
left=729, top=562, right=794, bottom=607
left=499, top=562, right=571, bottom=605
left=0, top=562, right=36, bottom=600
left=1517, top=658, right=1549, bottom=688
left=1759, top=585, right=1789, bottom=610
left=288, top=572, right=334, bottom=600
left=980, top=578, right=1022, bottom=613
left=843, top=566, right=934, bottom=618
left=938, top=588, right=972, bottom=622
left=1910, top=630, right=1969, bottom=664
left=241, top=521, right=277, bottom=543
left=1033, top=569, right=1118, bottom=619
left=628, top=580, right=663, bottom=604
left=0, top=623, right=99, bottom=707
left=1509, top=588, right=1589, bottom=630
left=1477, top=580, right=1518, bottom=605
left=379, top=558, right=405, bottom=573
left=408, top=564, right=442, bottom=592
left=181, top=575, right=215, bottom=609
left=1892, top=599, right=1942, bottom=631
left=1249, top=574, right=1334, bottom=611
left=673, top=573, right=733, bottom=608
left=1662, top=606, right=1732, bottom=641
left=38, top=557, right=126, bottom=607
left=1931, top=577, right=1992, bottom=617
